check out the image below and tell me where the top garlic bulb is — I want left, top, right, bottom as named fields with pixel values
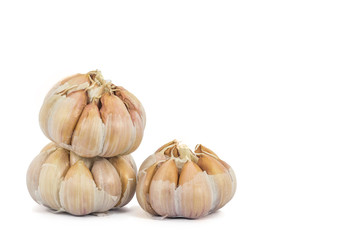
left=39, top=70, right=146, bottom=158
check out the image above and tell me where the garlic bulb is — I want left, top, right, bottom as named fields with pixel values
left=39, top=70, right=146, bottom=158
left=26, top=143, right=137, bottom=215
left=136, top=140, right=236, bottom=219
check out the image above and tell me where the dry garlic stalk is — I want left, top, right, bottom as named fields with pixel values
left=39, top=70, right=146, bottom=158
left=26, top=143, right=137, bottom=215
left=136, top=140, right=236, bottom=219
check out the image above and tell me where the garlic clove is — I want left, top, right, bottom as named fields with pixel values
left=197, top=153, right=228, bottom=175
left=149, top=160, right=178, bottom=217
left=197, top=154, right=233, bottom=211
left=151, top=159, right=178, bottom=185
left=38, top=148, right=70, bottom=211
left=136, top=155, right=160, bottom=215
left=39, top=72, right=89, bottom=144
left=195, top=144, right=219, bottom=159
left=39, top=93, right=60, bottom=139
left=115, top=87, right=146, bottom=154
left=216, top=159, right=237, bottom=204
left=59, top=160, right=96, bottom=215
left=91, top=158, right=122, bottom=212
left=26, top=143, right=57, bottom=204
left=196, top=145, right=237, bottom=210
left=92, top=159, right=122, bottom=197
left=71, top=102, right=105, bottom=157
left=177, top=161, right=213, bottom=218
left=114, top=86, right=146, bottom=125
left=178, top=160, right=202, bottom=185
left=216, top=158, right=231, bottom=169
left=124, top=110, right=143, bottom=154
left=208, top=172, right=234, bottom=211
left=100, top=93, right=133, bottom=157
left=109, top=155, right=137, bottom=207
left=40, top=90, right=87, bottom=146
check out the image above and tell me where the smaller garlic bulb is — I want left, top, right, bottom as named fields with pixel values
left=136, top=140, right=236, bottom=219
left=26, top=143, right=137, bottom=215
left=39, top=70, right=146, bottom=158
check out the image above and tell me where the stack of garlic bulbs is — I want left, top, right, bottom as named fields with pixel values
left=26, top=70, right=145, bottom=215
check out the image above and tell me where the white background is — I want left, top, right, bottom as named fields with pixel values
left=0, top=0, right=359, bottom=239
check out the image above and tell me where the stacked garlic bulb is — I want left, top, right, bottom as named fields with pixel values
left=27, top=70, right=145, bottom=215
left=136, top=140, right=236, bottom=219
left=39, top=70, right=146, bottom=158
left=27, top=143, right=137, bottom=215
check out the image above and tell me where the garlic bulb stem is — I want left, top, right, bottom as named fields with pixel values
left=88, top=70, right=106, bottom=85
left=88, top=70, right=118, bottom=95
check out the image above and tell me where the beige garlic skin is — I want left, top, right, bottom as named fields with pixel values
left=26, top=143, right=137, bottom=216
left=136, top=140, right=236, bottom=219
left=39, top=70, right=146, bottom=158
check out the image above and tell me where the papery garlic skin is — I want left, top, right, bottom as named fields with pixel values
left=26, top=143, right=137, bottom=216
left=39, top=70, right=146, bottom=158
left=136, top=140, right=236, bottom=219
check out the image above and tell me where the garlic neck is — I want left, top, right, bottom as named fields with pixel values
left=177, top=144, right=197, bottom=163
left=172, top=144, right=198, bottom=172
left=87, top=70, right=114, bottom=102
left=158, top=140, right=200, bottom=172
